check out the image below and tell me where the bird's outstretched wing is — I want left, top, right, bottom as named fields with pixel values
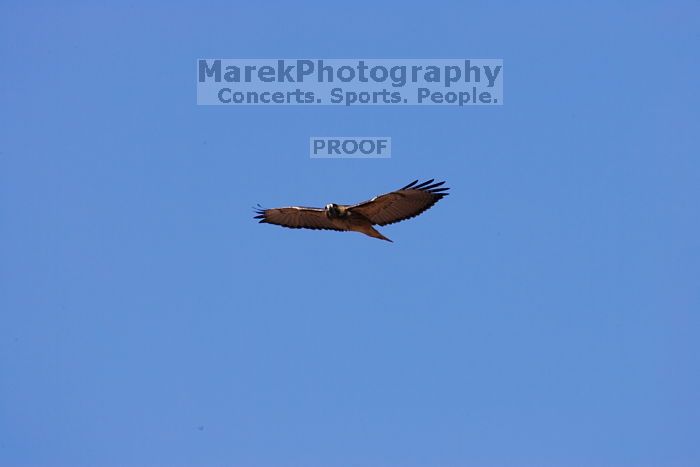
left=254, top=206, right=344, bottom=231
left=349, top=179, right=449, bottom=226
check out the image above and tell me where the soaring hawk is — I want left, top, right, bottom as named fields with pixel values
left=254, top=179, right=449, bottom=242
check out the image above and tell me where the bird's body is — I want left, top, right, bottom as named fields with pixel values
left=254, top=179, right=449, bottom=242
left=323, top=203, right=392, bottom=241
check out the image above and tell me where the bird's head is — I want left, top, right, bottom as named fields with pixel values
left=325, top=203, right=340, bottom=217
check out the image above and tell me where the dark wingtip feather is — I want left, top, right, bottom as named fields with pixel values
left=423, top=181, right=445, bottom=190
left=413, top=179, right=435, bottom=189
left=254, top=205, right=267, bottom=220
left=401, top=180, right=419, bottom=190
left=403, top=179, right=450, bottom=194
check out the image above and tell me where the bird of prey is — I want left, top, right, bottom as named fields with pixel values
left=254, top=179, right=449, bottom=242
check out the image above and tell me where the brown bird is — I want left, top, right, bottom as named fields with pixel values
left=254, top=179, right=449, bottom=242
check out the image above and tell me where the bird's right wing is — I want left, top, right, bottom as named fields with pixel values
left=349, top=179, right=449, bottom=226
left=254, top=206, right=344, bottom=231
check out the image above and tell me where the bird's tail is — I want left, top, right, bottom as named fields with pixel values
left=364, top=226, right=393, bottom=243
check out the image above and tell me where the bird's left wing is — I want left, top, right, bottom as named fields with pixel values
left=349, top=179, right=449, bottom=226
left=254, top=206, right=344, bottom=231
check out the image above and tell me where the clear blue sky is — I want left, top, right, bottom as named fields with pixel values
left=1, top=2, right=698, bottom=466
